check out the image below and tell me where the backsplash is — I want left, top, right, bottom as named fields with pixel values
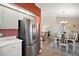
left=0, top=29, right=18, bottom=38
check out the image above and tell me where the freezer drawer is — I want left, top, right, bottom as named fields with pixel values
left=36, top=41, right=40, bottom=54
left=26, top=45, right=32, bottom=56
left=31, top=42, right=38, bottom=56
left=23, top=42, right=38, bottom=56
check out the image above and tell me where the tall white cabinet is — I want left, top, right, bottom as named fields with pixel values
left=0, top=5, right=35, bottom=30
left=0, top=5, right=4, bottom=29
left=4, top=7, right=18, bottom=29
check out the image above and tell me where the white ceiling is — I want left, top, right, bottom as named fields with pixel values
left=36, top=3, right=79, bottom=17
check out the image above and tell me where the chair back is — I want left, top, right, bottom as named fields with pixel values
left=59, top=32, right=67, bottom=43
left=74, top=33, right=78, bottom=41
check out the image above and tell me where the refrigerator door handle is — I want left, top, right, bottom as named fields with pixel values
left=27, top=46, right=30, bottom=48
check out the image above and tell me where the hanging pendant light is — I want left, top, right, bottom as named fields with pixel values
left=59, top=10, right=68, bottom=24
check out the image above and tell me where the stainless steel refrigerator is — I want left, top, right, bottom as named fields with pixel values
left=18, top=19, right=38, bottom=56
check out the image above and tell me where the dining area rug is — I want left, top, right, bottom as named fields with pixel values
left=47, top=40, right=79, bottom=56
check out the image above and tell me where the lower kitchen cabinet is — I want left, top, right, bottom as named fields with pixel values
left=0, top=41, right=22, bottom=56
left=0, top=48, right=1, bottom=56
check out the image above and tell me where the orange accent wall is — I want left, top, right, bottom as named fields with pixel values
left=15, top=3, right=41, bottom=17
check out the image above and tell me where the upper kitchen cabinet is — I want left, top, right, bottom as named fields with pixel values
left=0, top=5, right=5, bottom=37
left=17, top=11, right=26, bottom=20
left=4, top=7, right=18, bottom=29
left=0, top=5, right=4, bottom=29
left=17, top=11, right=35, bottom=21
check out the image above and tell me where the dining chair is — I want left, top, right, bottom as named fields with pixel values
left=59, top=33, right=69, bottom=55
left=67, top=32, right=78, bottom=55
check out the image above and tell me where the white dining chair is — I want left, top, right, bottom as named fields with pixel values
left=53, top=33, right=62, bottom=49
left=59, top=33, right=69, bottom=55
left=67, top=32, right=78, bottom=55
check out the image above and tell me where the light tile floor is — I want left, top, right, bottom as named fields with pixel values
left=38, top=38, right=63, bottom=56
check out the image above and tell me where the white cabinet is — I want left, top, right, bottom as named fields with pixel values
left=2, top=42, right=22, bottom=56
left=3, top=7, right=30, bottom=29
left=4, top=7, right=18, bottom=29
left=17, top=11, right=35, bottom=21
left=0, top=42, right=22, bottom=56
left=17, top=12, right=26, bottom=20
left=0, top=5, right=35, bottom=29
left=0, top=37, right=22, bottom=56
left=0, top=48, right=1, bottom=56
left=0, top=5, right=4, bottom=29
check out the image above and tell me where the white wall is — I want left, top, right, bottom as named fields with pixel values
left=41, top=16, right=58, bottom=35
left=67, top=18, right=79, bottom=33
left=41, top=16, right=79, bottom=37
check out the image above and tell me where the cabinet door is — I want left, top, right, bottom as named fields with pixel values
left=2, top=47, right=21, bottom=56
left=4, top=7, right=18, bottom=29
left=17, top=12, right=26, bottom=20
left=17, top=11, right=35, bottom=21
left=0, top=48, right=2, bottom=56
left=2, top=42, right=22, bottom=56
left=0, top=5, right=4, bottom=29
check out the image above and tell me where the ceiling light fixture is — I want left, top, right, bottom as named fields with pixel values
left=59, top=10, right=68, bottom=24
